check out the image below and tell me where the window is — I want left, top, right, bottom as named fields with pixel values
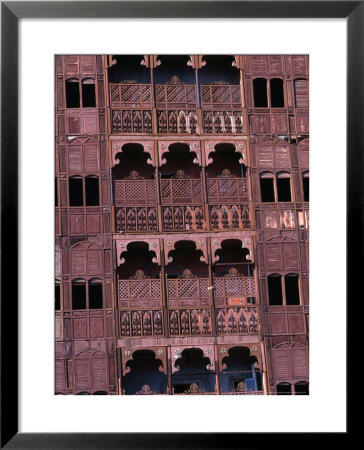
left=72, top=279, right=86, bottom=309
left=69, top=176, right=83, bottom=206
left=85, top=176, right=99, bottom=206
left=270, top=78, right=285, bottom=107
left=72, top=279, right=103, bottom=310
left=276, top=172, right=292, bottom=202
left=302, top=172, right=309, bottom=201
left=66, top=78, right=96, bottom=108
left=285, top=274, right=300, bottom=305
left=294, top=382, right=309, bottom=395
left=69, top=176, right=99, bottom=207
left=66, top=79, right=80, bottom=108
left=254, top=78, right=285, bottom=107
left=276, top=383, right=292, bottom=395
left=268, top=274, right=283, bottom=305
left=259, top=172, right=275, bottom=202
left=253, top=78, right=268, bottom=107
left=268, top=274, right=300, bottom=306
left=55, top=283, right=61, bottom=311
left=260, top=172, right=292, bottom=203
left=294, top=79, right=309, bottom=108
left=81, top=79, right=96, bottom=107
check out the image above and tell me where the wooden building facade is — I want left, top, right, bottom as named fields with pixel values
left=55, top=55, right=309, bottom=395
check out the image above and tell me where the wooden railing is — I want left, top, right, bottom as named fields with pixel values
left=114, top=180, right=157, bottom=206
left=160, top=178, right=203, bottom=205
left=167, top=278, right=209, bottom=307
left=118, top=279, right=162, bottom=309
left=201, top=84, right=242, bottom=109
left=155, top=84, right=197, bottom=108
left=109, top=83, right=152, bottom=108
left=214, top=276, right=256, bottom=306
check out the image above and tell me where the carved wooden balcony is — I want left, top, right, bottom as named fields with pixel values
left=207, top=175, right=248, bottom=204
left=109, top=83, right=152, bottom=108
left=213, top=274, right=256, bottom=306
left=157, top=110, right=198, bottom=134
left=216, top=306, right=260, bottom=335
left=203, top=110, right=244, bottom=134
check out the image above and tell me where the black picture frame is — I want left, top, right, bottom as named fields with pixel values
left=1, top=1, right=355, bottom=448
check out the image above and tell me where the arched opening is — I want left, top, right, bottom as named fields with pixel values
left=88, top=278, right=103, bottom=309
left=72, top=279, right=86, bottom=310
left=81, top=79, right=96, bottom=107
left=93, top=391, right=108, bottom=395
left=76, top=391, right=90, bottom=395
left=172, top=348, right=215, bottom=394
left=219, top=346, right=262, bottom=393
left=199, top=55, right=239, bottom=85
left=69, top=176, right=83, bottom=206
left=253, top=78, right=268, bottom=107
left=270, top=78, right=284, bottom=107
left=85, top=175, right=99, bottom=206
left=154, top=55, right=194, bottom=84
left=276, top=382, right=292, bottom=395
left=214, top=239, right=252, bottom=276
left=166, top=240, right=207, bottom=279
left=117, top=241, right=159, bottom=279
left=113, top=143, right=154, bottom=180
left=206, top=143, right=246, bottom=178
left=122, top=350, right=167, bottom=395
left=294, top=381, right=309, bottom=395
left=108, top=55, right=150, bottom=84
left=160, top=143, right=200, bottom=179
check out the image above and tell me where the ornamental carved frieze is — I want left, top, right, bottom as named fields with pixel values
left=121, top=346, right=167, bottom=375
left=110, top=139, right=155, bottom=168
left=204, top=140, right=247, bottom=166
left=211, top=236, right=253, bottom=263
left=164, top=237, right=207, bottom=264
left=216, top=344, right=261, bottom=372
left=158, top=140, right=202, bottom=166
left=141, top=55, right=161, bottom=69
left=116, top=238, right=161, bottom=265
left=171, top=345, right=215, bottom=374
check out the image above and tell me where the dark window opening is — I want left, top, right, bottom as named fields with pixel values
left=69, top=177, right=83, bottom=206
left=276, top=383, right=292, bottom=395
left=295, top=382, right=309, bottom=395
left=270, top=78, right=285, bottom=107
left=89, top=281, right=103, bottom=309
left=303, top=174, right=309, bottom=201
left=173, top=383, right=197, bottom=394
left=268, top=275, right=283, bottom=305
left=260, top=177, right=275, bottom=202
left=93, top=391, right=107, bottom=395
left=72, top=282, right=86, bottom=310
left=253, top=78, right=268, bottom=107
left=82, top=82, right=96, bottom=107
left=55, top=284, right=60, bottom=311
left=277, top=177, right=292, bottom=202
left=66, top=80, right=80, bottom=108
left=285, top=274, right=300, bottom=305
left=85, top=176, right=99, bottom=206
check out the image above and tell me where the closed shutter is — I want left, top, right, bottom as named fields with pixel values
left=75, top=357, right=91, bottom=389
left=294, top=79, right=309, bottom=108
left=92, top=357, right=108, bottom=387
left=291, top=348, right=309, bottom=378
left=274, top=349, right=291, bottom=379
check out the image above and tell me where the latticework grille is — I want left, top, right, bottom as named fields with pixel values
left=207, top=178, right=248, bottom=203
left=109, top=83, right=152, bottom=108
left=160, top=179, right=203, bottom=204
left=167, top=278, right=209, bottom=307
left=155, top=84, right=197, bottom=108
left=214, top=277, right=256, bottom=303
left=201, top=85, right=241, bottom=109
left=114, top=180, right=157, bottom=206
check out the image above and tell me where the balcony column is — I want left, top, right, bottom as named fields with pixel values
left=200, top=146, right=209, bottom=230
left=150, top=67, right=158, bottom=134
left=154, top=161, right=163, bottom=232
left=160, top=239, right=169, bottom=337
left=207, top=238, right=217, bottom=336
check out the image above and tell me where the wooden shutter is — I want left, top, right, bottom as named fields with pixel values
left=294, top=79, right=309, bottom=108
left=92, top=357, right=108, bottom=387
left=75, top=357, right=91, bottom=388
left=291, top=347, right=309, bottom=378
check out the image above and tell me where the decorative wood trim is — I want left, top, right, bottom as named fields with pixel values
left=158, top=140, right=202, bottom=166
left=115, top=238, right=161, bottom=265
left=204, top=140, right=247, bottom=166
left=164, top=236, right=207, bottom=264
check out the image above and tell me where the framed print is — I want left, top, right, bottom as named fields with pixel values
left=1, top=1, right=356, bottom=448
